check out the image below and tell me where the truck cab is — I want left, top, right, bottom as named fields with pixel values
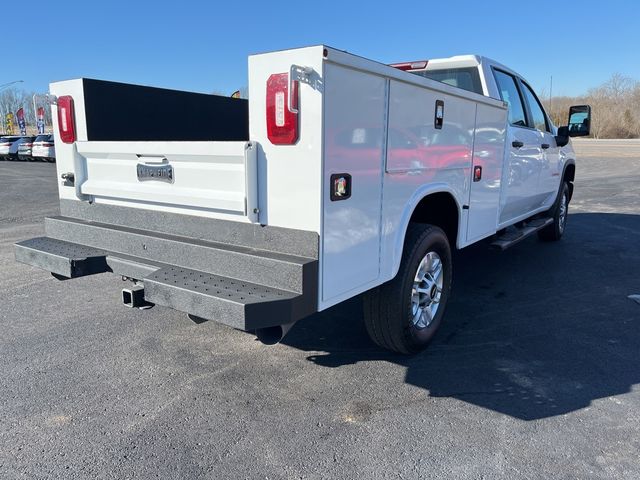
left=394, top=55, right=576, bottom=230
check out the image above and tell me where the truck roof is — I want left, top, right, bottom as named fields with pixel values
left=420, top=54, right=524, bottom=81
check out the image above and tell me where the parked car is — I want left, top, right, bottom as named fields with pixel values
left=17, top=136, right=36, bottom=161
left=0, top=136, right=22, bottom=160
left=15, top=47, right=590, bottom=355
left=31, top=134, right=56, bottom=162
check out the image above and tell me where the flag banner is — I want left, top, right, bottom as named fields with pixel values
left=5, top=113, right=14, bottom=135
left=16, top=108, right=26, bottom=135
left=37, top=107, right=45, bottom=134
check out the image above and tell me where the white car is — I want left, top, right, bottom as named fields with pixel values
left=31, top=134, right=56, bottom=162
left=0, top=136, right=22, bottom=160
left=17, top=136, right=36, bottom=161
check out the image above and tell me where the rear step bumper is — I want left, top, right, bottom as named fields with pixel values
left=15, top=234, right=317, bottom=331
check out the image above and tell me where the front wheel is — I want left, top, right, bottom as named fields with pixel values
left=363, top=224, right=452, bottom=355
left=538, top=182, right=569, bottom=242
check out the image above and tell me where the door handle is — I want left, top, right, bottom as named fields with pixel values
left=541, top=143, right=550, bottom=149
left=512, top=140, right=524, bottom=148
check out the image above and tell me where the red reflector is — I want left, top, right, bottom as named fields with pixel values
left=57, top=95, right=76, bottom=144
left=474, top=165, right=483, bottom=182
left=266, top=73, right=299, bottom=145
left=390, top=60, right=429, bottom=71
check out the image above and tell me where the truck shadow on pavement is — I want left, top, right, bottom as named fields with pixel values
left=282, top=212, right=640, bottom=421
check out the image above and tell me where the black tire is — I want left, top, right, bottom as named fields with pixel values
left=363, top=224, right=452, bottom=355
left=538, top=182, right=569, bottom=242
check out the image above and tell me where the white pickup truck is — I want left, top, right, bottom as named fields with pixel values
left=15, top=46, right=591, bottom=354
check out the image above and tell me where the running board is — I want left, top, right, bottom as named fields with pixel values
left=490, top=218, right=553, bottom=250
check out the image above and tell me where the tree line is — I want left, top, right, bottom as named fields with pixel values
left=542, top=74, right=640, bottom=139
left=3, top=73, right=639, bottom=138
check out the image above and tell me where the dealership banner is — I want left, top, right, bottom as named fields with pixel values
left=37, top=107, right=45, bottom=134
left=5, top=112, right=14, bottom=135
left=16, top=108, right=26, bottom=135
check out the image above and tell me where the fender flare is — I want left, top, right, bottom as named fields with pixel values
left=561, top=159, right=576, bottom=201
left=390, top=183, right=463, bottom=279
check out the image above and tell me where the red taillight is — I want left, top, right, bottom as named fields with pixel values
left=57, top=95, right=76, bottom=144
left=390, top=60, right=429, bottom=71
left=266, top=73, right=299, bottom=145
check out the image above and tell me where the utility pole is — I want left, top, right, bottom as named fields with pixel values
left=33, top=94, right=38, bottom=128
left=549, top=75, right=553, bottom=116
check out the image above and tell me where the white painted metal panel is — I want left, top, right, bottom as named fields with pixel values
left=50, top=79, right=88, bottom=202
left=538, top=130, right=562, bottom=206
left=75, top=141, right=258, bottom=220
left=498, top=125, right=544, bottom=225
left=248, top=46, right=325, bottom=233
left=466, top=103, right=507, bottom=243
left=378, top=80, right=476, bottom=283
left=321, top=63, right=386, bottom=302
left=386, top=80, right=475, bottom=174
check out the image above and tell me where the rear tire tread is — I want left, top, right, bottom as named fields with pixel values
left=363, top=224, right=451, bottom=355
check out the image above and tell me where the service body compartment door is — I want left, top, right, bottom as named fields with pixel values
left=466, top=103, right=507, bottom=243
left=321, top=64, right=386, bottom=303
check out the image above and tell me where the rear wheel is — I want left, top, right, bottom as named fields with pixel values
left=363, top=224, right=452, bottom=355
left=538, top=182, right=569, bottom=241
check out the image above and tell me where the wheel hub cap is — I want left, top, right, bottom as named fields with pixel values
left=559, top=193, right=567, bottom=233
left=411, top=251, right=444, bottom=329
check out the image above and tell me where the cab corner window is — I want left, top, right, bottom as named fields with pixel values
left=493, top=70, right=527, bottom=128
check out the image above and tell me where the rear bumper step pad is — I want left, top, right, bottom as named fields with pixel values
left=144, top=267, right=305, bottom=330
left=15, top=237, right=108, bottom=279
left=14, top=237, right=314, bottom=330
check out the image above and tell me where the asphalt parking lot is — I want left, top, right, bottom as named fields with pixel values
left=1, top=139, right=639, bottom=479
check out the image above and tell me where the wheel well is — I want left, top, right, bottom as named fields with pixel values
left=564, top=163, right=575, bottom=183
left=408, top=193, right=459, bottom=247
left=564, top=163, right=576, bottom=200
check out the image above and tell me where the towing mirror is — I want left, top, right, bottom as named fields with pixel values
left=555, top=104, right=592, bottom=147
left=567, top=105, right=591, bottom=137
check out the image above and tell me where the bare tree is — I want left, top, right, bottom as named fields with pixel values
left=1, top=88, right=53, bottom=134
left=542, top=73, right=640, bottom=139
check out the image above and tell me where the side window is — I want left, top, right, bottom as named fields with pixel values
left=493, top=70, right=527, bottom=128
left=521, top=83, right=549, bottom=132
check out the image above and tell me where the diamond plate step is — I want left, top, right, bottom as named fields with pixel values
left=45, top=216, right=315, bottom=293
left=14, top=237, right=108, bottom=278
left=144, top=266, right=313, bottom=330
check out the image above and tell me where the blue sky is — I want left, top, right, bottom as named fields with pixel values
left=5, top=0, right=639, bottom=98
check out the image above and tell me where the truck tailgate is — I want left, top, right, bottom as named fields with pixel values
left=74, top=141, right=258, bottom=221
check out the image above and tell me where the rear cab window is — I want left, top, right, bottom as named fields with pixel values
left=411, top=67, right=484, bottom=95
